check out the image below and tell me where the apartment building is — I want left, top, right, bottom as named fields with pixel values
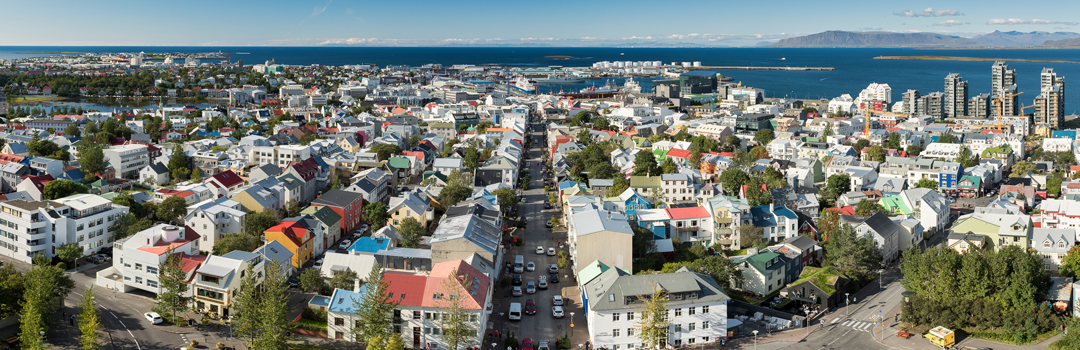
left=0, top=194, right=130, bottom=264
left=185, top=197, right=246, bottom=253
left=249, top=145, right=313, bottom=168
left=192, top=251, right=265, bottom=316
left=105, top=224, right=204, bottom=294
left=103, top=144, right=151, bottom=179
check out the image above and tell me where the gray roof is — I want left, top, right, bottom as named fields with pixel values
left=572, top=209, right=633, bottom=237
left=255, top=240, right=294, bottom=265
left=583, top=266, right=730, bottom=312
left=588, top=179, right=614, bottom=187
left=430, top=214, right=500, bottom=255
left=313, top=189, right=363, bottom=208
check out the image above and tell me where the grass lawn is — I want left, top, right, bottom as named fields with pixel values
left=10, top=95, right=65, bottom=103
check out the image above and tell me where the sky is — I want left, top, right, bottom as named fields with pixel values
left=3, top=0, right=1080, bottom=46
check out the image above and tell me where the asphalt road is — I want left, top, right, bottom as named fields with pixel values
left=492, top=120, right=579, bottom=347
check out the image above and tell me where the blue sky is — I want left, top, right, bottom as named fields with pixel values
left=3, top=0, right=1080, bottom=46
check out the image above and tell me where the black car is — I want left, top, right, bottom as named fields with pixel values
left=544, top=202, right=552, bottom=209
left=287, top=277, right=300, bottom=288
left=512, top=274, right=523, bottom=286
left=549, top=273, right=559, bottom=283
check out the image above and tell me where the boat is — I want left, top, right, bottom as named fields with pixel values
left=580, top=80, right=618, bottom=93
left=623, top=77, right=642, bottom=93
left=533, top=74, right=586, bottom=84
left=781, top=57, right=786, bottom=60
left=511, top=76, right=536, bottom=93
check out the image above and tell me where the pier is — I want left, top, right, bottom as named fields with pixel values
left=690, top=66, right=835, bottom=71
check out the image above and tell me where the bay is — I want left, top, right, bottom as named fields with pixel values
left=3, top=46, right=1080, bottom=113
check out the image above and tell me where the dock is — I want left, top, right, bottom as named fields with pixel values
left=690, top=66, right=835, bottom=71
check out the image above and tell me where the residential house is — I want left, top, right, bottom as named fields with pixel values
left=569, top=207, right=634, bottom=273
left=101, top=224, right=205, bottom=294
left=1032, top=228, right=1074, bottom=272
left=734, top=250, right=787, bottom=296
left=312, top=189, right=365, bottom=235
left=265, top=216, right=321, bottom=268
left=184, top=197, right=245, bottom=254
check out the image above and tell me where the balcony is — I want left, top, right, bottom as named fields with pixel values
left=676, top=226, right=699, bottom=233
left=716, top=217, right=732, bottom=224
left=716, top=228, right=732, bottom=235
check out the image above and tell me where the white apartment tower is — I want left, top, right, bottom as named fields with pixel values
left=902, top=89, right=920, bottom=116
left=1034, top=68, right=1066, bottom=128
left=944, top=73, right=968, bottom=119
left=991, top=61, right=1018, bottom=116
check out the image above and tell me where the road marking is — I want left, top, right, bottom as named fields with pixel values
left=106, top=310, right=140, bottom=349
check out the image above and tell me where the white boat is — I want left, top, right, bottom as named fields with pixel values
left=511, top=76, right=535, bottom=93
left=533, top=74, right=586, bottom=84
left=623, top=77, right=642, bottom=93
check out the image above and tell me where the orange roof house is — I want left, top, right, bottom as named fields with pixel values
left=265, top=219, right=315, bottom=268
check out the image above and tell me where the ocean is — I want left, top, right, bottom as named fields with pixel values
left=3, top=46, right=1080, bottom=113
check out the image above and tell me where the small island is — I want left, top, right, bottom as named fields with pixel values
left=874, top=55, right=1079, bottom=64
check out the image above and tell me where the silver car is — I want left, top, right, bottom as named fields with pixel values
left=526, top=282, right=536, bottom=294
left=512, top=286, right=523, bottom=297
left=552, top=295, right=564, bottom=306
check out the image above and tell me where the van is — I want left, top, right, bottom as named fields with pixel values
left=509, top=302, right=522, bottom=321
left=513, top=255, right=524, bottom=273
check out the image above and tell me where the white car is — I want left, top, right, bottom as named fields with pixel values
left=552, top=295, right=564, bottom=306
left=526, top=261, right=536, bottom=272
left=512, top=286, right=523, bottom=297
left=144, top=312, right=163, bottom=324
left=552, top=306, right=565, bottom=318
left=536, top=246, right=545, bottom=254
left=339, top=239, right=352, bottom=249
left=547, top=248, right=556, bottom=256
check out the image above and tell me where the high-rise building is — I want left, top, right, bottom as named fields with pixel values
left=919, top=92, right=944, bottom=120
left=969, top=93, right=992, bottom=119
left=944, top=73, right=968, bottom=118
left=991, top=61, right=1018, bottom=116
left=1034, top=68, right=1066, bottom=128
left=903, top=89, right=920, bottom=116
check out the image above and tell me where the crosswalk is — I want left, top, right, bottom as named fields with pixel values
left=839, top=320, right=875, bottom=332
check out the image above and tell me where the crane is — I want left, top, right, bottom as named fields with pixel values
left=860, top=106, right=910, bottom=140
left=989, top=90, right=1024, bottom=131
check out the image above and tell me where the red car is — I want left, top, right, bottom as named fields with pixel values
left=525, top=299, right=537, bottom=315
left=522, top=338, right=534, bottom=350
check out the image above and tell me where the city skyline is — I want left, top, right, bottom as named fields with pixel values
left=2, top=0, right=1080, bottom=46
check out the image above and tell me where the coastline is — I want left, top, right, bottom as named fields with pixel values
left=873, top=55, right=1080, bottom=64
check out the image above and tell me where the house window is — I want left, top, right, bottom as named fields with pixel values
left=335, top=318, right=345, bottom=326
left=1045, top=241, right=1051, bottom=248
left=627, top=312, right=634, bottom=320
left=702, top=321, right=710, bottom=329
left=674, top=308, right=682, bottom=317
left=702, top=306, right=709, bottom=314
left=612, top=313, right=620, bottom=322
left=628, top=328, right=635, bottom=336
left=688, top=307, right=696, bottom=315
left=613, top=329, right=620, bottom=337
left=689, top=323, right=696, bottom=331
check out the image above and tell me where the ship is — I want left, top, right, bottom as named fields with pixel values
left=533, top=74, right=586, bottom=84
left=580, top=81, right=618, bottom=93
left=511, top=76, right=535, bottom=93
left=622, top=77, right=642, bottom=93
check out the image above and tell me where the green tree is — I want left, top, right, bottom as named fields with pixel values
left=915, top=178, right=939, bottom=190
left=398, top=217, right=424, bottom=248
left=43, top=180, right=90, bottom=200
left=252, top=261, right=290, bottom=350
left=607, top=176, right=631, bottom=197
left=864, top=145, right=886, bottom=162
left=190, top=168, right=203, bottom=182
left=1010, top=160, right=1037, bottom=178
left=937, top=133, right=957, bottom=143
left=688, top=147, right=703, bottom=169
left=475, top=121, right=495, bottom=134
left=636, top=283, right=669, bottom=350
left=754, top=128, right=774, bottom=145
left=370, top=143, right=402, bottom=162
left=905, top=144, right=923, bottom=157
left=853, top=139, right=870, bottom=153
left=156, top=248, right=192, bottom=324
left=492, top=187, right=519, bottom=215
left=434, top=269, right=480, bottom=350
left=213, top=233, right=260, bottom=255
left=233, top=265, right=262, bottom=342
left=167, top=146, right=188, bottom=179
left=328, top=269, right=360, bottom=290
left=719, top=169, right=750, bottom=196
left=438, top=183, right=472, bottom=207
left=883, top=132, right=901, bottom=150
left=632, top=150, right=659, bottom=176
left=739, top=224, right=764, bottom=248
left=719, top=135, right=741, bottom=152
left=299, top=268, right=325, bottom=293
left=156, top=196, right=189, bottom=225
left=854, top=199, right=888, bottom=216
left=386, top=333, right=404, bottom=350
left=824, top=224, right=882, bottom=282
left=659, top=157, right=678, bottom=174
left=65, top=123, right=81, bottom=137
left=632, top=227, right=658, bottom=260
left=18, top=298, right=46, bottom=350
left=78, top=287, right=103, bottom=350
left=823, top=174, right=852, bottom=204
left=243, top=209, right=280, bottom=237
left=57, top=243, right=83, bottom=267
left=28, top=139, right=60, bottom=157
left=364, top=202, right=391, bottom=231
left=462, top=144, right=481, bottom=170
left=77, top=141, right=106, bottom=181
left=353, top=264, right=400, bottom=344
left=1060, top=246, right=1080, bottom=279
left=957, top=147, right=979, bottom=168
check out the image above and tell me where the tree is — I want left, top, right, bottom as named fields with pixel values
left=330, top=171, right=342, bottom=190
left=1061, top=246, right=1080, bottom=279
left=252, top=261, right=290, bottom=350
left=853, top=139, right=870, bottom=153
left=57, top=243, right=83, bottom=267
left=190, top=168, right=203, bottom=182
left=78, top=287, right=103, bottom=350
left=327, top=269, right=360, bottom=291
left=28, top=139, right=60, bottom=157
left=719, top=135, right=741, bottom=152
left=475, top=121, right=495, bottom=134
left=719, top=169, right=750, bottom=196
left=824, top=224, right=882, bottom=282
left=632, top=150, right=659, bottom=176
left=906, top=144, right=923, bottom=157
left=42, top=179, right=90, bottom=200
left=438, top=183, right=472, bottom=207
left=299, top=268, right=325, bottom=293
left=636, top=283, right=669, bottom=350
left=364, top=202, right=391, bottom=231
left=434, top=269, right=479, bottom=350
left=213, top=233, right=260, bottom=255
left=915, top=178, right=938, bottom=190
left=739, top=224, right=764, bottom=248
left=864, top=145, right=886, bottom=162
left=370, top=143, right=402, bottom=162
left=492, top=187, right=519, bottom=215
left=386, top=333, right=404, bottom=350
left=748, top=146, right=769, bottom=161
left=594, top=115, right=613, bottom=131
left=753, top=129, right=774, bottom=146
left=883, top=132, right=901, bottom=150
left=167, top=145, right=188, bottom=179
left=157, top=248, right=192, bottom=324
left=353, top=264, right=400, bottom=344
left=576, top=129, right=593, bottom=146
left=854, top=199, right=887, bottom=216
left=77, top=141, right=106, bottom=181
left=937, top=133, right=957, bottom=143
left=243, top=209, right=280, bottom=237
left=65, top=124, right=81, bottom=137
left=156, top=196, right=188, bottom=225
left=607, top=176, right=631, bottom=197
left=18, top=297, right=46, bottom=350
left=823, top=174, right=852, bottom=203
left=398, top=217, right=424, bottom=248
left=957, top=147, right=979, bottom=168
left=632, top=227, right=658, bottom=260
left=1010, top=160, right=1037, bottom=178
left=232, top=265, right=262, bottom=342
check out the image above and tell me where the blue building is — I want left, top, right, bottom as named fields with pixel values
left=617, top=188, right=650, bottom=221
left=938, top=162, right=963, bottom=190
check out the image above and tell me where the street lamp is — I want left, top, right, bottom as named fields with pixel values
left=570, top=312, right=575, bottom=337
left=751, top=330, right=758, bottom=350
left=845, top=293, right=850, bottom=317
left=878, top=269, right=885, bottom=289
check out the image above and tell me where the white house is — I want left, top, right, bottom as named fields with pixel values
left=184, top=197, right=246, bottom=254
left=0, top=194, right=130, bottom=264
left=99, top=224, right=205, bottom=294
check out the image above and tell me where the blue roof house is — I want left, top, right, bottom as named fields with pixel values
left=749, top=204, right=799, bottom=243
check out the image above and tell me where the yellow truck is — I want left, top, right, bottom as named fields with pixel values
left=925, top=326, right=955, bottom=348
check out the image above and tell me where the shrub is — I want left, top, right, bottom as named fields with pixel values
left=302, top=307, right=328, bottom=322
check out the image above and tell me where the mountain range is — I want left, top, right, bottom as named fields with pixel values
left=769, top=30, right=1080, bottom=48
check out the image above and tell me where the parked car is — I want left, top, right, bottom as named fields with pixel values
left=538, top=340, right=550, bottom=350
left=512, top=286, right=523, bottom=297
left=552, top=306, right=564, bottom=318
left=525, top=299, right=537, bottom=315
left=535, top=246, right=545, bottom=254
left=552, top=295, right=564, bottom=306
left=547, top=248, right=556, bottom=256
left=549, top=273, right=559, bottom=283
left=548, top=264, right=558, bottom=274
left=512, top=275, right=522, bottom=286
left=526, top=261, right=536, bottom=272
left=526, top=282, right=536, bottom=294
left=538, top=277, right=548, bottom=290
left=144, top=312, right=163, bottom=324
left=522, top=338, right=534, bottom=350
left=339, top=239, right=352, bottom=249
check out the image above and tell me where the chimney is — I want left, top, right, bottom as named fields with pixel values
left=769, top=203, right=774, bottom=212
left=354, top=278, right=361, bottom=293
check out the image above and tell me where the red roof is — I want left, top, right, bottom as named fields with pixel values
left=422, top=260, right=489, bottom=310
left=156, top=188, right=195, bottom=198
left=665, top=148, right=692, bottom=159
left=137, top=226, right=201, bottom=255
left=267, top=220, right=311, bottom=248
left=209, top=170, right=244, bottom=189
left=665, top=207, right=711, bottom=220
left=23, top=174, right=54, bottom=193
left=403, top=150, right=425, bottom=163
left=176, top=253, right=208, bottom=273
left=382, top=273, right=429, bottom=307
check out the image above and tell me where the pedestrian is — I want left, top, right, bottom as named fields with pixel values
left=62, top=310, right=65, bottom=318
left=69, top=315, right=74, bottom=326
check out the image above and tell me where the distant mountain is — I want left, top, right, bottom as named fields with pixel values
left=1041, top=37, right=1080, bottom=48
left=973, top=30, right=1080, bottom=47
left=770, top=30, right=983, bottom=48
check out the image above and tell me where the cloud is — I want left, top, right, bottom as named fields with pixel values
left=987, top=18, right=1078, bottom=26
left=895, top=7, right=962, bottom=17
left=933, top=20, right=968, bottom=27
left=860, top=27, right=883, bottom=31
left=312, top=0, right=333, bottom=16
